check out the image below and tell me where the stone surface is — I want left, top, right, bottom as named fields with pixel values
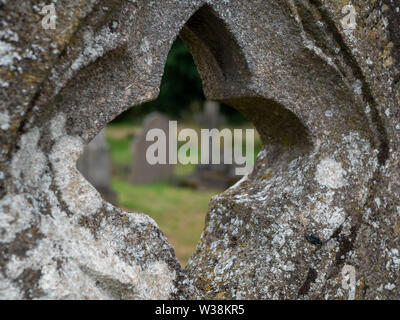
left=0, top=0, right=399, bottom=300
left=77, top=128, right=116, bottom=204
left=131, top=112, right=175, bottom=184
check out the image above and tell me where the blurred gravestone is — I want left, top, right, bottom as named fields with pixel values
left=185, top=101, right=238, bottom=189
left=131, top=112, right=175, bottom=184
left=77, top=129, right=116, bottom=204
left=195, top=100, right=226, bottom=130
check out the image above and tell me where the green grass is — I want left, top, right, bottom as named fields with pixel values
left=106, top=136, right=132, bottom=165
left=112, top=177, right=217, bottom=266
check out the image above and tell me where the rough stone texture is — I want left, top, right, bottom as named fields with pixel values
left=195, top=100, right=226, bottom=129
left=131, top=112, right=175, bottom=184
left=0, top=0, right=399, bottom=299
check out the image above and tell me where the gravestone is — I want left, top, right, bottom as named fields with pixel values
left=0, top=0, right=399, bottom=300
left=186, top=100, right=238, bottom=189
left=195, top=100, right=226, bottom=131
left=131, top=112, right=175, bottom=184
left=77, top=129, right=116, bottom=204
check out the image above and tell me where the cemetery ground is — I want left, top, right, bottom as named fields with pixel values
left=105, top=121, right=261, bottom=267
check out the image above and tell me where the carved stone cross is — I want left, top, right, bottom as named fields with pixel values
left=0, top=0, right=399, bottom=299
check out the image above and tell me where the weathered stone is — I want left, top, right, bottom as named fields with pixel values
left=0, top=0, right=399, bottom=300
left=77, top=128, right=116, bottom=204
left=131, top=112, right=175, bottom=184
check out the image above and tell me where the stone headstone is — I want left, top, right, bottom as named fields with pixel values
left=77, top=129, right=116, bottom=204
left=187, top=100, right=237, bottom=189
left=195, top=100, right=226, bottom=130
left=130, top=112, right=175, bottom=184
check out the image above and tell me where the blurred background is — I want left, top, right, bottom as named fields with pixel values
left=78, top=37, right=261, bottom=267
